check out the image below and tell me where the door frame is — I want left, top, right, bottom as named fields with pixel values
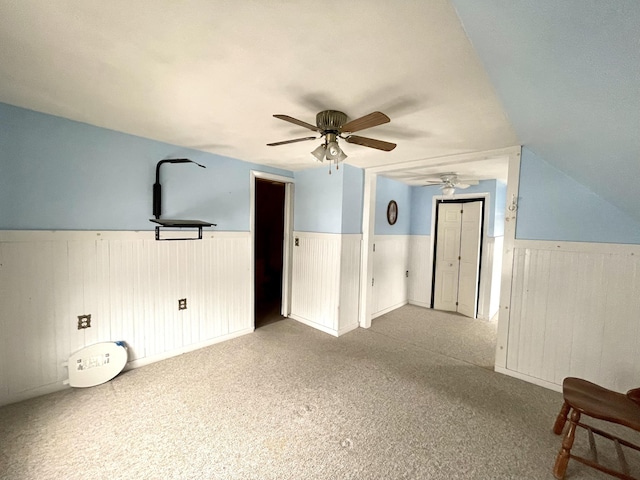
left=250, top=171, right=295, bottom=323
left=358, top=146, right=521, bottom=333
left=430, top=196, right=486, bottom=316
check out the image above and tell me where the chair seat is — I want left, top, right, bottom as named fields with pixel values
left=563, top=377, right=640, bottom=432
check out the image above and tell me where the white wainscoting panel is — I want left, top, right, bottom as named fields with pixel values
left=0, top=231, right=252, bottom=406
left=372, top=235, right=410, bottom=317
left=505, top=240, right=640, bottom=393
left=408, top=235, right=432, bottom=308
left=338, top=235, right=362, bottom=335
left=290, top=232, right=341, bottom=334
left=489, top=236, right=504, bottom=319
left=290, top=233, right=362, bottom=336
left=477, top=236, right=503, bottom=320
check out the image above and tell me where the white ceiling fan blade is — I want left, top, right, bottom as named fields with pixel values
left=423, top=176, right=448, bottom=182
left=452, top=179, right=480, bottom=188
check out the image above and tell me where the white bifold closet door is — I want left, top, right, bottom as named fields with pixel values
left=433, top=201, right=482, bottom=318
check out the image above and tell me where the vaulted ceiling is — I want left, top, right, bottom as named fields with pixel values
left=452, top=0, right=640, bottom=221
left=0, top=1, right=638, bottom=219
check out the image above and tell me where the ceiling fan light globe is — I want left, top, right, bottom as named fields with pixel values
left=326, top=141, right=340, bottom=159
left=311, top=144, right=326, bottom=162
left=442, top=186, right=455, bottom=196
left=337, top=149, right=348, bottom=162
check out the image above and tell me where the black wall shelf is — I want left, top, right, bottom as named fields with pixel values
left=150, top=158, right=216, bottom=241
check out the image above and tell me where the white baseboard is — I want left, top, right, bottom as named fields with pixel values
left=338, top=322, right=359, bottom=337
left=0, top=328, right=256, bottom=408
left=289, top=314, right=339, bottom=337
left=372, top=300, right=408, bottom=319
left=408, top=300, right=430, bottom=309
left=494, top=366, right=562, bottom=393
left=0, top=381, right=72, bottom=408
left=125, top=328, right=254, bottom=370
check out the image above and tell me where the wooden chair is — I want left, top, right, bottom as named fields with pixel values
left=553, top=377, right=640, bottom=479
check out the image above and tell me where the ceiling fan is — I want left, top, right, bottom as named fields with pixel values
left=267, top=110, right=396, bottom=170
left=423, top=173, right=479, bottom=195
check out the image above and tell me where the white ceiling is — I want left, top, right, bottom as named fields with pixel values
left=0, top=0, right=517, bottom=181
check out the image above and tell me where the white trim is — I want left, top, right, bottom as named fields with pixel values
left=358, top=170, right=377, bottom=329
left=251, top=171, right=295, bottom=183
left=282, top=182, right=294, bottom=317
left=292, top=231, right=343, bottom=239
left=372, top=300, right=409, bottom=319
left=367, top=146, right=521, bottom=175
left=250, top=170, right=295, bottom=323
left=1, top=328, right=255, bottom=407
left=338, top=323, right=360, bottom=336
left=125, top=328, right=254, bottom=370
left=495, top=147, right=522, bottom=369
left=289, top=314, right=339, bottom=337
left=513, top=239, right=640, bottom=255
left=2, top=381, right=72, bottom=408
left=292, top=231, right=362, bottom=241
left=0, top=230, right=248, bottom=242
left=494, top=366, right=562, bottom=393
left=408, top=300, right=431, bottom=309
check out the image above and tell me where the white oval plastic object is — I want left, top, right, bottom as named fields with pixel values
left=66, top=341, right=128, bottom=388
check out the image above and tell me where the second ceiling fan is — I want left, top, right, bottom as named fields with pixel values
left=267, top=110, right=396, bottom=168
left=423, top=173, right=479, bottom=195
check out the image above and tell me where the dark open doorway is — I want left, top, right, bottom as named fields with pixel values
left=254, top=178, right=286, bottom=328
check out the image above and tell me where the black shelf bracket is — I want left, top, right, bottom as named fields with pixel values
left=150, top=158, right=216, bottom=241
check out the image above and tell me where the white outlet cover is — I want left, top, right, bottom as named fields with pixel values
left=66, top=341, right=128, bottom=388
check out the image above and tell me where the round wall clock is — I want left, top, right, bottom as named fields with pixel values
left=387, top=200, right=398, bottom=225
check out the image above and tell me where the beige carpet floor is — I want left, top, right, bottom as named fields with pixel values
left=370, top=305, right=498, bottom=369
left=1, top=305, right=638, bottom=479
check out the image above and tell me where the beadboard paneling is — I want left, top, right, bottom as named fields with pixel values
left=0, top=231, right=251, bottom=406
left=505, top=240, right=640, bottom=392
left=477, top=236, right=503, bottom=320
left=489, top=236, right=503, bottom=319
left=408, top=235, right=432, bottom=307
left=372, top=235, right=410, bottom=317
left=290, top=232, right=341, bottom=333
left=338, top=235, right=362, bottom=334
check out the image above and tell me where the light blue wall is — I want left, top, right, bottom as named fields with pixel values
left=494, top=180, right=507, bottom=237
left=410, top=185, right=440, bottom=236
left=341, top=164, right=364, bottom=234
left=516, top=148, right=640, bottom=244
left=293, top=163, right=364, bottom=234
left=410, top=181, right=503, bottom=237
left=293, top=165, right=344, bottom=233
left=375, top=175, right=411, bottom=235
left=0, top=103, right=292, bottom=231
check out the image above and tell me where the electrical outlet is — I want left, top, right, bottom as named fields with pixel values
left=295, top=237, right=299, bottom=246
left=406, top=270, right=409, bottom=277
left=77, top=314, right=92, bottom=329
left=178, top=298, right=187, bottom=310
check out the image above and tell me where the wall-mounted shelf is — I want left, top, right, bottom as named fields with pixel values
left=150, top=158, right=216, bottom=241
left=149, top=219, right=216, bottom=241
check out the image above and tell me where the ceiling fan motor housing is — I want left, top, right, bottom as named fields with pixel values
left=316, top=110, right=347, bottom=132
